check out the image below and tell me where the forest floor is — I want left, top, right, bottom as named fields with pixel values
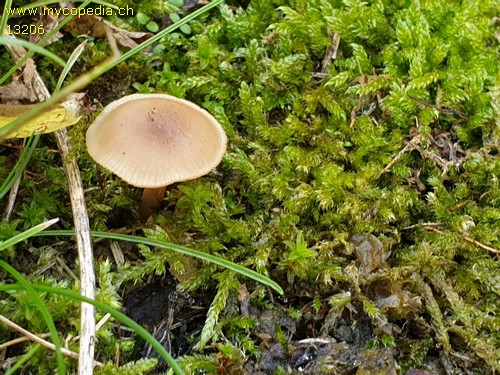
left=0, top=1, right=499, bottom=374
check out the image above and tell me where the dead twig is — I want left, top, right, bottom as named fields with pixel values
left=380, top=134, right=423, bottom=176
left=403, top=222, right=442, bottom=230
left=414, top=145, right=453, bottom=175
left=0, top=333, right=51, bottom=350
left=321, top=31, right=340, bottom=73
left=381, top=114, right=465, bottom=177
left=424, top=226, right=500, bottom=255
left=309, top=31, right=341, bottom=79
left=3, top=173, right=21, bottom=221
left=408, top=95, right=469, bottom=119
left=0, top=315, right=103, bottom=367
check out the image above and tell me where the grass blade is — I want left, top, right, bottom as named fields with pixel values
left=0, top=283, right=185, bottom=375
left=0, top=261, right=66, bottom=375
left=0, top=218, right=59, bottom=251
left=40, top=230, right=284, bottom=295
left=0, top=37, right=66, bottom=66
left=0, top=0, right=92, bottom=85
left=0, top=135, right=39, bottom=200
left=55, top=40, right=88, bottom=92
left=0, top=0, right=13, bottom=37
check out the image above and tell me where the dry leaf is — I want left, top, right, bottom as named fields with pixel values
left=106, top=19, right=152, bottom=49
left=30, top=6, right=63, bottom=45
left=64, top=14, right=108, bottom=38
left=0, top=79, right=32, bottom=102
left=63, top=12, right=152, bottom=49
left=0, top=59, right=39, bottom=103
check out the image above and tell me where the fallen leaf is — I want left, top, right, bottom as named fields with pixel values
left=0, top=59, right=38, bottom=103
left=367, top=278, right=421, bottom=319
left=0, top=93, right=85, bottom=138
left=64, top=12, right=152, bottom=49
left=107, top=19, right=153, bottom=49
left=0, top=80, right=32, bottom=102
left=30, top=6, right=63, bottom=45
left=64, top=14, right=108, bottom=38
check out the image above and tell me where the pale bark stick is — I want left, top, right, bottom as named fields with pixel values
left=4, top=36, right=96, bottom=374
left=3, top=174, right=21, bottom=221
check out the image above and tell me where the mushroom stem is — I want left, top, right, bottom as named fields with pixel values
left=139, top=187, right=166, bottom=220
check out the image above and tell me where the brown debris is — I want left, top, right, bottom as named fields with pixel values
left=30, top=7, right=63, bottom=45
left=64, top=14, right=152, bottom=49
left=381, top=118, right=466, bottom=177
left=321, top=31, right=340, bottom=73
left=349, top=233, right=390, bottom=277
left=0, top=59, right=38, bottom=103
left=238, top=284, right=251, bottom=317
left=0, top=79, right=33, bottom=103
left=367, top=279, right=422, bottom=319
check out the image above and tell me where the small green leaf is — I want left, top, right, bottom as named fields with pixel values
left=168, top=0, right=184, bottom=7
left=146, top=21, right=159, bottom=33
left=169, top=13, right=181, bottom=23
left=136, top=12, right=150, bottom=25
left=153, top=44, right=166, bottom=54
left=180, top=24, right=191, bottom=34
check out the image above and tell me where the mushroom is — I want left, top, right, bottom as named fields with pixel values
left=86, top=93, right=227, bottom=220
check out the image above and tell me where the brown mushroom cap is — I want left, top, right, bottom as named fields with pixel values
left=86, top=93, right=227, bottom=188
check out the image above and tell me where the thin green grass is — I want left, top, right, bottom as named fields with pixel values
left=0, top=283, right=185, bottom=374
left=4, top=343, right=41, bottom=375
left=0, top=218, right=58, bottom=252
left=39, top=230, right=284, bottom=295
left=0, top=37, right=66, bottom=66
left=0, top=0, right=14, bottom=37
left=0, top=218, right=66, bottom=375
left=55, top=40, right=88, bottom=92
left=0, top=135, right=39, bottom=200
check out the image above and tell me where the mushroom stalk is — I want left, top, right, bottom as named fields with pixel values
left=139, top=187, right=166, bottom=220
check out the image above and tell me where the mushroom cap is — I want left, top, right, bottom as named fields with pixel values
left=86, top=94, right=227, bottom=188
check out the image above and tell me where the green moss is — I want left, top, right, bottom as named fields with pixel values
left=137, top=0, right=498, bottom=370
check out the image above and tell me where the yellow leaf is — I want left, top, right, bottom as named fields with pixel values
left=0, top=94, right=84, bottom=138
